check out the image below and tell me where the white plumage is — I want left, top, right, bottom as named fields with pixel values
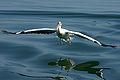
left=1, top=21, right=116, bottom=48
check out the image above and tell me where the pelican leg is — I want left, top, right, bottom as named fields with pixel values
left=68, top=38, right=71, bottom=46
left=60, top=39, right=63, bottom=45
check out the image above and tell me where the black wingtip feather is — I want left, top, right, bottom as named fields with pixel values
left=1, top=30, right=16, bottom=34
left=100, top=42, right=117, bottom=48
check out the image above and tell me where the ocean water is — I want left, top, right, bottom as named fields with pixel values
left=0, top=0, right=120, bottom=80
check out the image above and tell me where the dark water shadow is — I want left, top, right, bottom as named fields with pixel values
left=48, top=58, right=110, bottom=80
left=10, top=58, right=110, bottom=80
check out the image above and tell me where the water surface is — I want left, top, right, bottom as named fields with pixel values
left=0, top=0, right=120, bottom=80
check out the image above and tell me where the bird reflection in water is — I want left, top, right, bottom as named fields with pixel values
left=48, top=57, right=75, bottom=76
left=12, top=58, right=110, bottom=80
left=48, top=58, right=110, bottom=80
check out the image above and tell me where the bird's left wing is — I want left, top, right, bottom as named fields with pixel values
left=67, top=30, right=116, bottom=48
left=2, top=28, right=56, bottom=34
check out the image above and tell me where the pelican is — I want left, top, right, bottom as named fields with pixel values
left=2, top=21, right=116, bottom=48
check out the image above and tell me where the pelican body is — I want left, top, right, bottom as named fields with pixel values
left=56, top=22, right=71, bottom=46
left=2, top=21, right=116, bottom=48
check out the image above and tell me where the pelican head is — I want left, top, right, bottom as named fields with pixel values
left=56, top=21, right=62, bottom=29
left=58, top=21, right=62, bottom=26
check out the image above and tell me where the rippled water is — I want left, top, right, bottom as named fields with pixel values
left=0, top=0, right=120, bottom=80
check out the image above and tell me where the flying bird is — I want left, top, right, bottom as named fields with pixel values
left=1, top=22, right=116, bottom=48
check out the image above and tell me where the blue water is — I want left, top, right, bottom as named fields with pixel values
left=0, top=0, right=120, bottom=80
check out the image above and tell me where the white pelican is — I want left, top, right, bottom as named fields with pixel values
left=2, top=21, right=116, bottom=48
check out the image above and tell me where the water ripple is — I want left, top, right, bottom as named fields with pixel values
left=0, top=10, right=120, bottom=19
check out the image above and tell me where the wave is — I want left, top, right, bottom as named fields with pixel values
left=0, top=10, right=120, bottom=19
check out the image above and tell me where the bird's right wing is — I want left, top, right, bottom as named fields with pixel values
left=2, top=28, right=56, bottom=34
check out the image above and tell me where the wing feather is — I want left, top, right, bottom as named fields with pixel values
left=2, top=28, right=56, bottom=34
left=67, top=30, right=116, bottom=48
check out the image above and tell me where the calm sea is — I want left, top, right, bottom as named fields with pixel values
left=0, top=0, right=120, bottom=80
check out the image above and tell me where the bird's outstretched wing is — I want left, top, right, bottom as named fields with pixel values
left=67, top=30, right=116, bottom=48
left=2, top=28, right=56, bottom=34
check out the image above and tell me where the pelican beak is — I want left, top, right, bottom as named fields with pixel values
left=56, top=21, right=62, bottom=29
left=56, top=25, right=60, bottom=29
